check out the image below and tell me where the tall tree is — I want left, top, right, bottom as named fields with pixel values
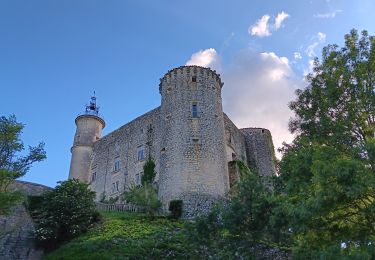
left=280, top=29, right=375, bottom=258
left=0, top=115, right=46, bottom=214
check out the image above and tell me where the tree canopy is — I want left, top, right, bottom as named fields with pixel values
left=279, top=29, right=375, bottom=258
left=0, top=115, right=46, bottom=214
left=188, top=29, right=375, bottom=259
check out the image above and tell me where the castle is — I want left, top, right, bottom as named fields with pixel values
left=68, top=65, right=276, bottom=217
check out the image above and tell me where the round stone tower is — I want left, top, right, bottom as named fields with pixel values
left=69, top=95, right=105, bottom=182
left=158, top=66, right=229, bottom=217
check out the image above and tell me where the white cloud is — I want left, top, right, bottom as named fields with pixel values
left=249, top=15, right=271, bottom=37
left=185, top=48, right=220, bottom=70
left=185, top=48, right=305, bottom=157
left=221, top=50, right=303, bottom=157
left=317, top=32, right=326, bottom=41
left=303, top=32, right=326, bottom=76
left=314, top=9, right=342, bottom=18
left=306, top=32, right=326, bottom=58
left=274, top=11, right=290, bottom=29
left=249, top=12, right=290, bottom=37
left=294, top=52, right=302, bottom=60
left=260, top=52, right=290, bottom=81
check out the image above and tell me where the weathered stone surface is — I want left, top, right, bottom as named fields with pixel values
left=0, top=181, right=52, bottom=260
left=69, top=65, right=277, bottom=217
left=179, top=193, right=225, bottom=219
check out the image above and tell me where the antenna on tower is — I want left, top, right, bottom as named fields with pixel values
left=85, top=91, right=100, bottom=116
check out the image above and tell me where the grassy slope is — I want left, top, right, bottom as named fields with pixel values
left=43, top=211, right=197, bottom=260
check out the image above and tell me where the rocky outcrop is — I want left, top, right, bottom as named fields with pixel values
left=0, top=181, right=52, bottom=260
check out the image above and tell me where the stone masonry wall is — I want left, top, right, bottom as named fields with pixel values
left=69, top=115, right=105, bottom=182
left=241, top=128, right=277, bottom=177
left=83, top=65, right=277, bottom=217
left=89, top=107, right=161, bottom=201
left=0, top=181, right=52, bottom=260
left=158, top=66, right=229, bottom=215
left=223, top=113, right=247, bottom=162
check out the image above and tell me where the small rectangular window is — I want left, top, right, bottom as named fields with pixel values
left=115, top=181, right=119, bottom=191
left=91, top=172, right=96, bottom=182
left=192, top=76, right=197, bottom=82
left=114, top=160, right=120, bottom=172
left=192, top=103, right=198, bottom=118
left=137, top=147, right=145, bottom=161
left=135, top=172, right=143, bottom=186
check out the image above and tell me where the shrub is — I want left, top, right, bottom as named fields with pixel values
left=30, top=179, right=98, bottom=250
left=141, top=157, right=157, bottom=185
left=123, top=184, right=161, bottom=217
left=123, top=156, right=161, bottom=217
left=169, top=200, right=183, bottom=219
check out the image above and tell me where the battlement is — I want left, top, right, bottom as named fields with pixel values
left=159, top=65, right=223, bottom=93
left=240, top=127, right=271, bottom=135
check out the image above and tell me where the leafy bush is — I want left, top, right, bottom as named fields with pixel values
left=186, top=161, right=290, bottom=258
left=141, top=157, right=156, bottom=185
left=123, top=156, right=161, bottom=217
left=123, top=184, right=161, bottom=217
left=168, top=200, right=183, bottom=219
left=30, top=179, right=99, bottom=250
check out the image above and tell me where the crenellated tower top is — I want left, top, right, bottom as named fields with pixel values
left=159, top=65, right=223, bottom=93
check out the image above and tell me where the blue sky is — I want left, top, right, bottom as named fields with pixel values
left=0, top=0, right=374, bottom=187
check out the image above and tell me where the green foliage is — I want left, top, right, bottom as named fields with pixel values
left=0, top=190, right=23, bottom=215
left=0, top=115, right=46, bottom=215
left=123, top=157, right=161, bottom=216
left=141, top=157, right=156, bottom=185
left=189, top=169, right=289, bottom=258
left=168, top=200, right=183, bottom=219
left=186, top=29, right=375, bottom=258
left=43, top=211, right=199, bottom=260
left=30, top=179, right=98, bottom=250
left=123, top=184, right=161, bottom=217
left=279, top=29, right=375, bottom=257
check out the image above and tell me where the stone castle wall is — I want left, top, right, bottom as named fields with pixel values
left=241, top=128, right=277, bottom=177
left=69, top=115, right=105, bottom=182
left=89, top=107, right=161, bottom=201
left=0, top=181, right=52, bottom=260
left=72, top=65, right=277, bottom=216
left=158, top=66, right=229, bottom=214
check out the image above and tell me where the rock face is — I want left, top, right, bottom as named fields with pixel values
left=0, top=181, right=52, bottom=260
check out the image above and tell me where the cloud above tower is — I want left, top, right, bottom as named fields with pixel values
left=185, top=47, right=305, bottom=157
left=249, top=11, right=290, bottom=37
left=185, top=48, right=220, bottom=70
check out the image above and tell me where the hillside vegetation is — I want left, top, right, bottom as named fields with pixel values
left=43, top=211, right=196, bottom=260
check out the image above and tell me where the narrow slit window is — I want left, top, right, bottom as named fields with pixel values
left=114, top=160, right=120, bottom=172
left=192, top=103, right=198, bottom=118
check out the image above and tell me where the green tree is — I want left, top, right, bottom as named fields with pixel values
left=31, top=179, right=98, bottom=250
left=280, top=29, right=375, bottom=258
left=0, top=115, right=46, bottom=215
left=123, top=184, right=161, bottom=216
left=123, top=156, right=161, bottom=216
left=189, top=162, right=289, bottom=258
left=141, top=157, right=156, bottom=186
